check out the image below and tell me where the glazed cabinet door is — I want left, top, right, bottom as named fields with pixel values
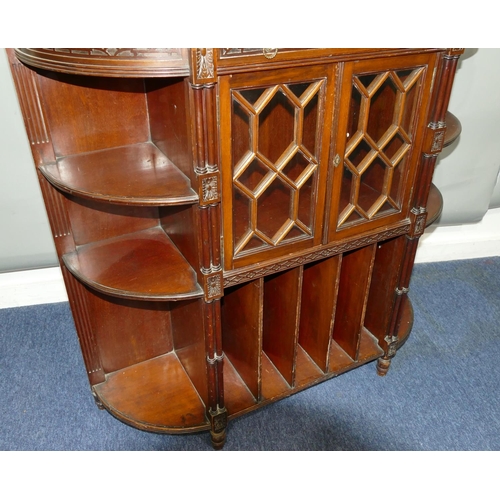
left=219, top=65, right=336, bottom=270
left=327, top=52, right=439, bottom=240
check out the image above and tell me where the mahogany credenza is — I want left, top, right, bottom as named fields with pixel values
left=7, top=48, right=463, bottom=449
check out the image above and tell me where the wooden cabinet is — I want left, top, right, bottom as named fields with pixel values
left=7, top=48, right=463, bottom=449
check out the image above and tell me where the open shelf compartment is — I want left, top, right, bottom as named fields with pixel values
left=40, top=142, right=198, bottom=206
left=221, top=243, right=387, bottom=418
left=94, top=351, right=209, bottom=433
left=63, top=226, right=203, bottom=301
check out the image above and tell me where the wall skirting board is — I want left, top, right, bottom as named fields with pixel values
left=1, top=208, right=500, bottom=310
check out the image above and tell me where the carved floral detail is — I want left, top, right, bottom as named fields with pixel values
left=196, top=48, right=214, bottom=80
left=431, top=130, right=445, bottom=153
left=202, top=176, right=219, bottom=203
left=206, top=274, right=222, bottom=299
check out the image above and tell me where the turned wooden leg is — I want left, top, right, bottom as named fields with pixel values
left=210, top=428, right=227, bottom=450
left=209, top=406, right=228, bottom=450
left=376, top=357, right=392, bottom=376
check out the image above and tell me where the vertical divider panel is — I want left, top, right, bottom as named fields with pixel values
left=364, top=236, right=406, bottom=344
left=221, top=279, right=263, bottom=401
left=262, top=267, right=303, bottom=387
left=170, top=298, right=208, bottom=407
left=299, top=255, right=342, bottom=373
left=332, top=244, right=376, bottom=360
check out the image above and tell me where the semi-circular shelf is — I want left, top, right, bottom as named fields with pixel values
left=40, top=143, right=198, bottom=206
left=93, top=351, right=210, bottom=433
left=15, top=48, right=190, bottom=78
left=395, top=296, right=414, bottom=351
left=63, top=227, right=203, bottom=301
left=444, top=111, right=461, bottom=147
left=426, top=183, right=443, bottom=227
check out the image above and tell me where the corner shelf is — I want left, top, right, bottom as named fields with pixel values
left=63, top=226, right=203, bottom=301
left=426, top=112, right=462, bottom=226
left=93, top=351, right=209, bottom=433
left=39, top=142, right=198, bottom=206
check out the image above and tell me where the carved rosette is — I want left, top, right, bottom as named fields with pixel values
left=203, top=271, right=223, bottom=301
left=199, top=173, right=220, bottom=206
left=423, top=121, right=447, bottom=156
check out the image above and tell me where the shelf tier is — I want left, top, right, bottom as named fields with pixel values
left=444, top=112, right=461, bottom=147
left=93, top=299, right=414, bottom=432
left=93, top=352, right=209, bottom=433
left=40, top=143, right=198, bottom=206
left=63, top=227, right=203, bottom=301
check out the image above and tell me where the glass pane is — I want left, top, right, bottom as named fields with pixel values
left=236, top=158, right=271, bottom=194
left=233, top=188, right=252, bottom=248
left=302, top=92, right=319, bottom=156
left=232, top=99, right=250, bottom=167
left=366, top=76, right=397, bottom=144
left=297, top=171, right=315, bottom=230
left=258, top=89, right=295, bottom=164
left=256, top=176, right=292, bottom=239
left=239, top=87, right=267, bottom=105
left=338, top=66, right=425, bottom=229
left=282, top=151, right=310, bottom=184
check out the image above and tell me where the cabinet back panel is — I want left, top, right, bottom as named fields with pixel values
left=160, top=205, right=201, bottom=282
left=299, top=255, right=341, bottom=372
left=65, top=195, right=159, bottom=246
left=170, top=299, right=208, bottom=407
left=263, top=267, right=303, bottom=386
left=146, top=78, right=194, bottom=183
left=221, top=280, right=263, bottom=399
left=86, top=291, right=173, bottom=374
left=364, top=236, right=406, bottom=343
left=332, top=244, right=376, bottom=359
left=37, top=72, right=149, bottom=156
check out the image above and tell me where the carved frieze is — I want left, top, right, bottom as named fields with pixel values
left=224, top=224, right=410, bottom=287
left=45, top=48, right=184, bottom=58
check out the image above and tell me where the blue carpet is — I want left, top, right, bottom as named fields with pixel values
left=1, top=257, right=499, bottom=450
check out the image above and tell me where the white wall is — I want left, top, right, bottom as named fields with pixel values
left=433, top=48, right=500, bottom=222
left=0, top=49, right=57, bottom=272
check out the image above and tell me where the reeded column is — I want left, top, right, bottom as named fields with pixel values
left=189, top=49, right=227, bottom=448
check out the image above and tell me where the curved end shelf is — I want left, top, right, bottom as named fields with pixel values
left=63, top=227, right=204, bottom=301
left=444, top=111, right=462, bottom=148
left=396, top=296, right=414, bottom=351
left=93, top=352, right=210, bottom=433
left=40, top=143, right=198, bottom=207
left=426, top=183, right=443, bottom=227
left=15, top=48, right=190, bottom=78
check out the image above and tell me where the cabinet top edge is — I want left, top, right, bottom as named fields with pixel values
left=14, top=48, right=192, bottom=78
left=14, top=48, right=448, bottom=78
